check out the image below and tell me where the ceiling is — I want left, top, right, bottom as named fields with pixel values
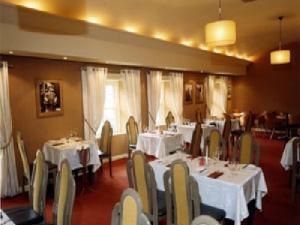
left=1, top=0, right=300, bottom=61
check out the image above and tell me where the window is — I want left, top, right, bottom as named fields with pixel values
left=103, top=80, right=121, bottom=133
left=156, top=79, right=172, bottom=125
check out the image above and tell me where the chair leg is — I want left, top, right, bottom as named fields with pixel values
left=100, top=157, right=103, bottom=172
left=128, top=148, right=132, bottom=159
left=109, top=156, right=112, bottom=177
left=292, top=174, right=296, bottom=202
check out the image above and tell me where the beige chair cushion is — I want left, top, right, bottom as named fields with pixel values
left=122, top=196, right=138, bottom=225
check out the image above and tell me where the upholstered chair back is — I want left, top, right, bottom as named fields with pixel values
left=54, top=159, right=76, bottom=225
left=204, top=129, right=226, bottom=160
left=163, top=160, right=201, bottom=225
left=195, top=109, right=203, bottom=124
left=292, top=138, right=300, bottom=201
left=130, top=151, right=151, bottom=214
left=30, top=150, right=48, bottom=216
left=16, top=131, right=30, bottom=181
left=111, top=188, right=151, bottom=225
left=233, top=133, right=260, bottom=166
left=190, top=123, right=203, bottom=157
left=222, top=119, right=231, bottom=142
left=99, top=120, right=113, bottom=154
left=126, top=116, right=139, bottom=145
left=191, top=215, right=220, bottom=225
left=165, top=111, right=175, bottom=128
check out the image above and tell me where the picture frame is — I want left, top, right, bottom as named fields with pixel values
left=195, top=83, right=204, bottom=104
left=227, top=79, right=232, bottom=99
left=35, top=80, right=63, bottom=118
left=184, top=82, right=194, bottom=104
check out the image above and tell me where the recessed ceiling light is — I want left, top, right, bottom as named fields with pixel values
left=86, top=16, right=101, bottom=24
left=63, top=56, right=68, bottom=60
left=23, top=1, right=42, bottom=10
left=124, top=25, right=138, bottom=33
left=153, top=32, right=168, bottom=41
left=181, top=40, right=193, bottom=47
left=9, top=51, right=14, bottom=54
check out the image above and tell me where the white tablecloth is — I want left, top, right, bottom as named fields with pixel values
left=136, top=132, right=183, bottom=158
left=280, top=137, right=300, bottom=170
left=204, top=119, right=240, bottom=133
left=43, top=138, right=101, bottom=172
left=177, top=124, right=215, bottom=150
left=150, top=153, right=267, bottom=225
left=0, top=209, right=16, bottom=225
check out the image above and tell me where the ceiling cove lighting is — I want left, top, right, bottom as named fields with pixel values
left=205, top=0, right=236, bottom=47
left=270, top=16, right=290, bottom=65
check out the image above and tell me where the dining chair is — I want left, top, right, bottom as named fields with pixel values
left=4, top=150, right=48, bottom=225
left=111, top=188, right=151, bottom=225
left=16, top=131, right=31, bottom=194
left=127, top=151, right=166, bottom=225
left=126, top=116, right=139, bottom=159
left=222, top=119, right=232, bottom=159
left=98, top=120, right=113, bottom=177
left=195, top=108, right=203, bottom=124
left=203, top=129, right=226, bottom=160
left=163, top=160, right=225, bottom=225
left=77, top=147, right=91, bottom=193
left=191, top=215, right=220, bottom=225
left=189, top=123, right=202, bottom=157
left=36, top=159, right=76, bottom=225
left=232, top=132, right=260, bottom=166
left=165, top=111, right=175, bottom=128
left=231, top=111, right=254, bottom=146
left=292, top=137, right=300, bottom=202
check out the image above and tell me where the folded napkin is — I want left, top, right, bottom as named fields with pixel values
left=207, top=171, right=224, bottom=179
left=52, top=142, right=64, bottom=146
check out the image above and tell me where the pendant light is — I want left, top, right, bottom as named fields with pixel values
left=270, top=16, right=290, bottom=64
left=205, top=0, right=236, bottom=46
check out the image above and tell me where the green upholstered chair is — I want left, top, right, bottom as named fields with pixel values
left=127, top=151, right=166, bottom=225
left=111, top=188, right=151, bottom=225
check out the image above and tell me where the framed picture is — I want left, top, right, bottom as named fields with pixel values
left=195, top=83, right=204, bottom=104
left=227, top=79, right=232, bottom=99
left=184, top=83, right=193, bottom=104
left=35, top=80, right=63, bottom=118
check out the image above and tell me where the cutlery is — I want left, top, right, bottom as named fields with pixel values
left=242, top=164, right=249, bottom=169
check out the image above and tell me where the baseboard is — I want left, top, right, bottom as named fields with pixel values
left=101, top=153, right=128, bottom=164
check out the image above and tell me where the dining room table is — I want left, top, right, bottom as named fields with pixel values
left=150, top=152, right=268, bottom=225
left=280, top=137, right=300, bottom=170
left=177, top=124, right=220, bottom=149
left=136, top=131, right=183, bottom=158
left=42, top=137, right=101, bottom=172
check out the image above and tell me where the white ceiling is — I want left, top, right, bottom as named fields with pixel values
left=1, top=0, right=300, bottom=60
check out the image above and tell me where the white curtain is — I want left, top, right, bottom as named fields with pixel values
left=81, top=66, right=107, bottom=140
left=121, top=69, right=142, bottom=129
left=206, top=75, right=228, bottom=118
left=147, top=71, right=162, bottom=131
left=169, top=72, right=183, bottom=124
left=0, top=61, right=19, bottom=197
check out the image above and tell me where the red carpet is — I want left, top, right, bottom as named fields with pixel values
left=2, top=138, right=300, bottom=225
